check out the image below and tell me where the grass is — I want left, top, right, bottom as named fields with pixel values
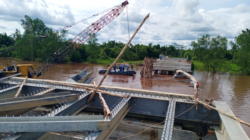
left=126, top=60, right=144, bottom=65
left=192, top=61, right=204, bottom=70
left=83, top=58, right=144, bottom=65
left=192, top=60, right=241, bottom=74
left=94, top=58, right=126, bottom=64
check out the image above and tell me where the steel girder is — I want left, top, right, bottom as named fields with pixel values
left=0, top=116, right=108, bottom=132
left=96, top=97, right=131, bottom=140
left=0, top=85, right=20, bottom=98
left=0, top=73, right=21, bottom=82
left=16, top=91, right=90, bottom=140
left=161, top=99, right=176, bottom=140
left=1, top=77, right=193, bottom=103
left=0, top=92, right=78, bottom=112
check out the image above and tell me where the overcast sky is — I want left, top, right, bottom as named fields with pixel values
left=1, top=0, right=250, bottom=47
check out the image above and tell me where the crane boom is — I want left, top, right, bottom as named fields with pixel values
left=36, top=1, right=129, bottom=77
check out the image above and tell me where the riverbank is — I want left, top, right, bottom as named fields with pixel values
left=87, top=58, right=242, bottom=74
left=192, top=60, right=241, bottom=74
left=4, top=57, right=243, bottom=74
left=81, top=58, right=144, bottom=65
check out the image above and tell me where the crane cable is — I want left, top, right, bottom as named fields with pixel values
left=126, top=5, right=131, bottom=48
left=56, top=4, right=120, bottom=32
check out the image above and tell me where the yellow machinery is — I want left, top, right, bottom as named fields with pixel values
left=0, top=64, right=37, bottom=79
left=16, top=64, right=37, bottom=79
left=0, top=35, right=50, bottom=79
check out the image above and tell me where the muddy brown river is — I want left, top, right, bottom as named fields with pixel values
left=5, top=58, right=250, bottom=138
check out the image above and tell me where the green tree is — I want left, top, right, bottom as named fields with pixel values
left=122, top=47, right=139, bottom=61
left=0, top=33, right=15, bottom=47
left=14, top=15, right=67, bottom=61
left=166, top=45, right=177, bottom=57
left=138, top=45, right=148, bottom=59
left=86, top=33, right=99, bottom=63
left=191, top=34, right=228, bottom=73
left=70, top=51, right=83, bottom=62
left=235, top=29, right=250, bottom=74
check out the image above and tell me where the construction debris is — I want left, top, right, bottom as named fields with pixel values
left=140, top=57, right=154, bottom=78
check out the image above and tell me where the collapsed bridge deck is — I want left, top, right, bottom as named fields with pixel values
left=0, top=77, right=248, bottom=140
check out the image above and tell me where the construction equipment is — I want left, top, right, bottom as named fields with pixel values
left=0, top=1, right=129, bottom=79
left=0, top=35, right=50, bottom=78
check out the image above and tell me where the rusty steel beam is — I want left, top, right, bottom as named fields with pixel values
left=0, top=92, right=78, bottom=112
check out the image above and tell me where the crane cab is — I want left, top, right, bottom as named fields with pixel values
left=16, top=64, right=37, bottom=79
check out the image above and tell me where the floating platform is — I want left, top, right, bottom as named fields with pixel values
left=99, top=70, right=136, bottom=76
left=153, top=55, right=192, bottom=75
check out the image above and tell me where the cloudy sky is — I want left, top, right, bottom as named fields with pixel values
left=1, top=0, right=250, bottom=47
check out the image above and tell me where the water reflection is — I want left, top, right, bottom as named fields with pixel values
left=112, top=78, right=129, bottom=83
left=140, top=77, right=153, bottom=88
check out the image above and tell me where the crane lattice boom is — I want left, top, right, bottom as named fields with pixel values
left=36, top=1, right=129, bottom=77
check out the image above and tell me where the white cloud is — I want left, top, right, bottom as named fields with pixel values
left=230, top=4, right=250, bottom=13
left=0, top=0, right=75, bottom=26
left=0, top=0, right=250, bottom=47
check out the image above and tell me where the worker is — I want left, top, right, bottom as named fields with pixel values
left=186, top=55, right=190, bottom=63
left=196, top=82, right=199, bottom=91
left=131, top=64, right=133, bottom=70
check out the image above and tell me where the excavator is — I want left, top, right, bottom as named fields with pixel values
left=0, top=1, right=129, bottom=79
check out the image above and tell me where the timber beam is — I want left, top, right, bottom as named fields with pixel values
left=1, top=77, right=194, bottom=103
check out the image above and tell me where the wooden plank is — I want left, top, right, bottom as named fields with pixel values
left=14, top=77, right=27, bottom=98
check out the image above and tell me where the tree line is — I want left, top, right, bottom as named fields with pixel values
left=0, top=15, right=250, bottom=74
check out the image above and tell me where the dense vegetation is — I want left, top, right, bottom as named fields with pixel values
left=1, top=16, right=250, bottom=74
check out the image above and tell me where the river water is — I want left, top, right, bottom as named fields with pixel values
left=5, top=58, right=250, bottom=138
